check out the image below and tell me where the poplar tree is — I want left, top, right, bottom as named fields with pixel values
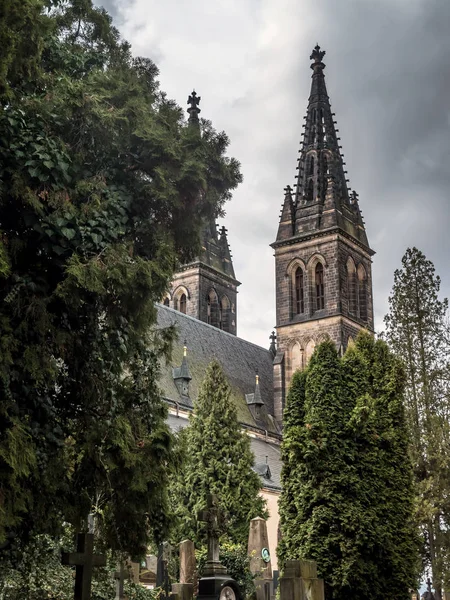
left=0, top=0, right=241, bottom=555
left=170, top=361, right=267, bottom=547
left=384, top=247, right=450, bottom=596
left=278, top=336, right=418, bottom=600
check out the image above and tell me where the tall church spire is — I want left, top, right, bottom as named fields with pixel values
left=271, top=47, right=375, bottom=422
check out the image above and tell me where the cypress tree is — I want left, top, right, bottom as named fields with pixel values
left=170, top=361, right=267, bottom=547
left=278, top=336, right=418, bottom=600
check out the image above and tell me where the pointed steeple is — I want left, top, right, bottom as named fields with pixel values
left=276, top=185, right=295, bottom=241
left=172, top=341, right=192, bottom=399
left=274, top=46, right=370, bottom=249
left=187, top=90, right=201, bottom=126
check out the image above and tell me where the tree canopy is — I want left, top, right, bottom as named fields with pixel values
left=384, top=247, right=450, bottom=597
left=0, top=0, right=242, bottom=556
left=278, top=335, right=418, bottom=600
left=169, top=361, right=267, bottom=547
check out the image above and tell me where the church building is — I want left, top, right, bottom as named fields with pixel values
left=156, top=45, right=374, bottom=568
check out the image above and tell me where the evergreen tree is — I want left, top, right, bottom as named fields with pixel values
left=384, top=247, right=450, bottom=596
left=170, top=361, right=267, bottom=547
left=278, top=336, right=418, bottom=600
left=0, top=0, right=241, bottom=556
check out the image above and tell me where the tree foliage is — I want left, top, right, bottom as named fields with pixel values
left=0, top=0, right=241, bottom=556
left=384, top=247, right=450, bottom=596
left=278, top=336, right=418, bottom=600
left=169, top=361, right=267, bottom=548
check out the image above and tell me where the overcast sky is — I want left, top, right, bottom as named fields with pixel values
left=99, top=0, right=450, bottom=348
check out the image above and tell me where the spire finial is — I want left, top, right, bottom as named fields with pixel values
left=310, top=44, right=326, bottom=72
left=255, top=369, right=259, bottom=386
left=187, top=90, right=201, bottom=125
left=183, top=339, right=187, bottom=357
left=284, top=185, right=293, bottom=196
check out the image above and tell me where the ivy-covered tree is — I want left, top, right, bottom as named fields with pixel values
left=170, top=361, right=267, bottom=547
left=278, top=336, right=418, bottom=600
left=384, top=248, right=450, bottom=597
left=0, top=0, right=241, bottom=557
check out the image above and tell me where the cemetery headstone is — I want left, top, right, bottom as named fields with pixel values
left=279, top=560, right=324, bottom=600
left=157, top=542, right=172, bottom=600
left=115, top=563, right=131, bottom=600
left=197, top=495, right=241, bottom=600
left=172, top=540, right=195, bottom=600
left=61, top=532, right=106, bottom=600
left=247, top=517, right=273, bottom=600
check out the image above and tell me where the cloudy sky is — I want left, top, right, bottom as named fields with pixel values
left=100, top=0, right=450, bottom=348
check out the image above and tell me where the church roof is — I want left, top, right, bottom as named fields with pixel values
left=157, top=304, right=279, bottom=432
left=156, top=304, right=279, bottom=434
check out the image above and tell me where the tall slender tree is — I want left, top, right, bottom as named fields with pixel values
left=0, top=0, right=241, bottom=555
left=278, top=336, right=418, bottom=600
left=170, top=361, right=267, bottom=547
left=384, top=247, right=450, bottom=596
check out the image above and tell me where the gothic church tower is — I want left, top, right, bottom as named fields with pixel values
left=271, top=46, right=375, bottom=420
left=164, top=92, right=240, bottom=335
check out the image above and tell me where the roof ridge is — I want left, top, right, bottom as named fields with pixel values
left=156, top=303, right=272, bottom=355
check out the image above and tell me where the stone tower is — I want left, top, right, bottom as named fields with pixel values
left=271, top=46, right=375, bottom=421
left=164, top=92, right=240, bottom=335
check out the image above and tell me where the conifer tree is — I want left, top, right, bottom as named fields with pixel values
left=384, top=248, right=450, bottom=596
left=0, top=0, right=241, bottom=555
left=170, top=361, right=267, bottom=547
left=278, top=337, right=418, bottom=600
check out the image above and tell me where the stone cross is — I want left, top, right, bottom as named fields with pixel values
left=198, top=495, right=224, bottom=564
left=61, top=533, right=106, bottom=600
left=198, top=494, right=227, bottom=576
left=115, top=563, right=131, bottom=600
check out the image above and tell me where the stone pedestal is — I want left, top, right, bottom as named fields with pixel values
left=180, top=540, right=196, bottom=584
left=279, top=560, right=324, bottom=600
left=172, top=582, right=193, bottom=600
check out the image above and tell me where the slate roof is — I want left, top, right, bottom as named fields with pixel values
left=167, top=413, right=281, bottom=491
left=156, top=304, right=279, bottom=433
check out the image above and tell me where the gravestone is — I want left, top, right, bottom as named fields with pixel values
left=279, top=560, right=324, bottom=600
left=172, top=540, right=196, bottom=600
left=115, top=563, right=131, bottom=600
left=197, top=495, right=240, bottom=600
left=61, top=532, right=106, bottom=600
left=157, top=542, right=172, bottom=600
left=247, top=517, right=273, bottom=600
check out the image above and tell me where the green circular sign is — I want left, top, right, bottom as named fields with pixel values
left=261, top=548, right=270, bottom=563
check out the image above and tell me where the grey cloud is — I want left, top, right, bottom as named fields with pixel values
left=108, top=0, right=450, bottom=347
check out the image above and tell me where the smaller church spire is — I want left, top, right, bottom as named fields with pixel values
left=269, top=331, right=277, bottom=357
left=172, top=340, right=192, bottom=399
left=276, top=185, right=295, bottom=241
left=187, top=90, right=201, bottom=126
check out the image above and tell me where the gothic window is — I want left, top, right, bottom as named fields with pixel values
left=291, top=343, right=302, bottom=375
left=312, top=108, right=317, bottom=123
left=294, top=267, right=304, bottom=314
left=320, top=108, right=325, bottom=123
left=346, top=258, right=357, bottom=316
left=163, top=297, right=170, bottom=307
left=179, top=293, right=187, bottom=314
left=306, top=179, right=314, bottom=202
left=308, top=155, right=314, bottom=175
left=305, top=339, right=316, bottom=364
left=315, top=263, right=325, bottom=311
left=220, top=295, right=231, bottom=332
left=323, top=155, right=328, bottom=175
left=207, top=289, right=219, bottom=327
left=357, top=264, right=368, bottom=322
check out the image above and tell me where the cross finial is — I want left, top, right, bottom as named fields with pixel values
left=310, top=44, right=326, bottom=72
left=284, top=185, right=293, bottom=196
left=187, top=90, right=201, bottom=125
left=198, top=494, right=227, bottom=576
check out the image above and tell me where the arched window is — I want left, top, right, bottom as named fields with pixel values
left=179, top=293, right=187, bottom=314
left=346, top=258, right=357, bottom=316
left=323, top=155, right=328, bottom=175
left=308, top=155, right=315, bottom=175
left=220, top=295, right=231, bottom=332
left=206, top=289, right=219, bottom=327
left=315, top=263, right=325, bottom=311
left=312, top=108, right=317, bottom=123
left=163, top=297, right=170, bottom=307
left=306, top=179, right=314, bottom=202
left=357, top=264, right=368, bottom=322
left=320, top=108, right=325, bottom=123
left=294, top=267, right=304, bottom=314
